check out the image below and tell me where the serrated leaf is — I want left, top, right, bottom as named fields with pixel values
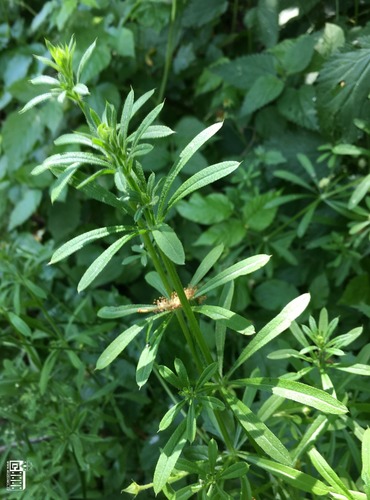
left=317, top=49, right=370, bottom=140
left=195, top=254, right=270, bottom=297
left=153, top=421, right=187, bottom=494
left=277, top=86, right=319, bottom=131
left=77, top=233, right=137, bottom=292
left=167, top=161, right=239, bottom=212
left=192, top=305, right=254, bottom=335
left=50, top=225, right=135, bottom=263
left=230, top=293, right=311, bottom=375
left=223, top=391, right=292, bottom=465
left=158, top=122, right=223, bottom=217
left=131, top=89, right=155, bottom=117
left=232, top=378, right=348, bottom=414
left=190, top=244, right=224, bottom=286
left=152, top=224, right=185, bottom=265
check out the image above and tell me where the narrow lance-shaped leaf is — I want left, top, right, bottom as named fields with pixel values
left=76, top=39, right=96, bottom=82
left=152, top=224, right=185, bottom=265
left=139, top=125, right=175, bottom=140
left=98, top=303, right=157, bottom=318
left=195, top=254, right=270, bottom=297
left=120, top=88, right=134, bottom=141
left=131, top=88, right=155, bottom=117
left=192, top=305, right=254, bottom=335
left=158, top=121, right=223, bottom=217
left=223, top=390, right=292, bottom=465
left=136, top=328, right=165, bottom=389
left=231, top=378, right=348, bottom=414
left=50, top=225, right=136, bottom=263
left=361, top=428, right=370, bottom=496
left=292, top=415, right=329, bottom=464
left=308, top=448, right=355, bottom=499
left=77, top=233, right=137, bottom=292
left=190, top=244, right=224, bottom=287
left=19, top=92, right=55, bottom=114
left=242, top=454, right=330, bottom=496
left=229, top=293, right=310, bottom=376
left=32, top=152, right=111, bottom=175
left=166, top=161, right=240, bottom=212
left=30, top=75, right=60, bottom=86
left=131, top=102, right=164, bottom=149
left=349, top=174, right=370, bottom=209
left=153, top=420, right=187, bottom=494
left=54, top=133, right=101, bottom=151
left=96, top=312, right=169, bottom=370
left=51, top=162, right=81, bottom=203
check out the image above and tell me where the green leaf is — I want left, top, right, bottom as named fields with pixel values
left=333, top=364, right=370, bottom=376
left=96, top=313, right=168, bottom=370
left=229, top=293, right=310, bottom=376
left=32, top=152, right=112, bottom=175
left=327, top=327, right=363, bottom=349
left=77, top=233, right=137, bottom=292
left=54, top=133, right=99, bottom=149
left=195, top=254, right=270, bottom=297
left=77, top=38, right=97, bottom=82
left=8, top=189, right=42, bottom=230
left=98, top=303, right=156, bottom=318
left=274, top=169, right=314, bottom=191
left=223, top=391, right=292, bottom=465
left=177, top=193, right=233, bottom=225
left=274, top=35, right=315, bottom=75
left=39, top=350, right=59, bottom=395
left=243, top=455, right=330, bottom=496
left=232, top=378, right=348, bottom=414
left=120, top=88, right=134, bottom=141
left=219, top=462, right=249, bottom=480
left=317, top=49, right=370, bottom=140
left=50, top=225, right=135, bottom=263
left=8, top=312, right=32, bottom=337
left=152, top=224, right=185, bottom=265
left=140, top=125, right=175, bottom=140
left=158, top=122, right=223, bottom=216
left=131, top=102, right=164, bottom=148
left=19, top=93, right=55, bottom=113
left=193, top=305, right=254, bottom=335
left=167, top=161, right=240, bottom=211
left=158, top=365, right=182, bottom=389
left=158, top=401, right=186, bottom=431
left=361, top=428, right=370, bottom=492
left=349, top=174, right=370, bottom=209
left=297, top=202, right=319, bottom=237
left=256, top=0, right=278, bottom=48
left=51, top=163, right=80, bottom=203
left=190, top=244, right=224, bottom=287
left=291, top=415, right=329, bottom=463
left=4, top=110, right=43, bottom=168
left=216, top=282, right=234, bottom=376
left=30, top=75, right=59, bottom=86
left=212, top=54, right=276, bottom=90
left=277, top=86, right=319, bottom=131
left=131, top=89, right=156, bottom=117
left=308, top=448, right=355, bottom=499
left=153, top=420, right=187, bottom=494
left=241, top=74, right=284, bottom=115
left=195, top=362, right=218, bottom=389
left=136, top=329, right=165, bottom=389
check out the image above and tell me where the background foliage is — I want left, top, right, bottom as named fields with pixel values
left=1, top=1, right=370, bottom=498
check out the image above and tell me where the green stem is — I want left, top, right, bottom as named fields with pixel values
left=157, top=0, right=177, bottom=104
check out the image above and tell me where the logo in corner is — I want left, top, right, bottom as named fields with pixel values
left=6, top=460, right=32, bottom=491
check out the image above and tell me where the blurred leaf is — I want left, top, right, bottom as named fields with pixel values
left=278, top=86, right=319, bottom=130
left=8, top=189, right=42, bottom=230
left=241, top=74, right=284, bottom=115
left=177, top=193, right=233, bottom=224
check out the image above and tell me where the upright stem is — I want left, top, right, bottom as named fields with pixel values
left=157, top=0, right=177, bottom=104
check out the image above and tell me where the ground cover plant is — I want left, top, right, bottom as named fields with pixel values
left=1, top=1, right=370, bottom=499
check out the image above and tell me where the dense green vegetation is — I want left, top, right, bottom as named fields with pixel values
left=1, top=1, right=370, bottom=498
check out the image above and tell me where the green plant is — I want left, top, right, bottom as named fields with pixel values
left=18, top=37, right=370, bottom=499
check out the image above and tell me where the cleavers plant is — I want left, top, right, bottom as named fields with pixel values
left=22, top=38, right=368, bottom=499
